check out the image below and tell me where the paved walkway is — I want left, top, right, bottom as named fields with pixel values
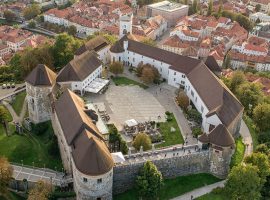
left=239, top=119, right=253, bottom=157
left=2, top=98, right=27, bottom=124
left=171, top=180, right=226, bottom=200
left=122, top=68, right=196, bottom=145
left=12, top=164, right=72, bottom=187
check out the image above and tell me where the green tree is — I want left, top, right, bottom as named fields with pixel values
left=67, top=25, right=77, bottom=36
left=235, top=14, right=253, bottom=31
left=255, top=4, right=261, bottom=12
left=141, top=38, right=156, bottom=47
left=255, top=144, right=269, bottom=154
left=207, top=0, right=213, bottom=16
left=3, top=10, right=17, bottom=22
left=225, top=164, right=262, bottom=200
left=52, top=33, right=82, bottom=70
left=109, top=61, right=124, bottom=76
left=133, top=132, right=152, bottom=151
left=192, top=0, right=198, bottom=14
left=253, top=103, right=270, bottom=131
left=236, top=82, right=262, bottom=110
left=28, top=180, right=51, bottom=200
left=0, top=106, right=10, bottom=136
left=0, top=157, right=13, bottom=195
left=222, top=53, right=231, bottom=69
left=229, top=70, right=246, bottom=93
left=136, top=161, right=163, bottom=199
left=23, top=4, right=41, bottom=20
left=28, top=20, right=36, bottom=28
left=218, top=1, right=223, bottom=17
left=245, top=153, right=270, bottom=183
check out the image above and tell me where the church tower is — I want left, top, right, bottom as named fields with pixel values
left=25, top=64, right=57, bottom=124
left=119, top=14, right=133, bottom=38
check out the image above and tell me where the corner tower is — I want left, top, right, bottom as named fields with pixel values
left=25, top=64, right=57, bottom=124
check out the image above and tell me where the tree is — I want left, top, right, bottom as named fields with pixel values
left=67, top=25, right=77, bottom=36
left=177, top=91, right=189, bottom=111
left=4, top=10, right=17, bottom=22
left=109, top=61, right=124, bottom=76
left=52, top=33, right=82, bottom=70
left=229, top=70, right=246, bottom=93
left=133, top=132, right=152, bottom=151
left=255, top=18, right=261, bottom=24
left=255, top=144, right=269, bottom=154
left=222, top=53, right=231, bottom=69
left=140, top=64, right=160, bottom=84
left=253, top=103, right=270, bottom=131
left=23, top=4, right=41, bottom=20
left=0, top=157, right=13, bottom=195
left=192, top=0, right=198, bottom=14
left=28, top=180, right=51, bottom=200
left=235, top=14, right=253, bottom=31
left=225, top=164, right=262, bottom=200
left=218, top=1, right=223, bottom=17
left=136, top=161, right=163, bottom=199
left=0, top=106, right=10, bottom=136
left=255, top=4, right=261, bottom=12
left=28, top=20, right=36, bottom=29
left=236, top=82, right=262, bottom=111
left=141, top=38, right=156, bottom=47
left=245, top=153, right=270, bottom=183
left=207, top=0, right=213, bottom=16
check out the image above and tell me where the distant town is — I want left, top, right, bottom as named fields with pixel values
left=0, top=0, right=270, bottom=200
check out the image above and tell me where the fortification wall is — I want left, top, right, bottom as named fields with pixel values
left=113, top=150, right=210, bottom=194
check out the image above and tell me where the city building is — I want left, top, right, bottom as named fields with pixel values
left=146, top=1, right=188, bottom=27
left=250, top=12, right=270, bottom=23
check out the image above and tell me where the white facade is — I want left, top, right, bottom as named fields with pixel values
left=44, top=14, right=69, bottom=26
left=71, top=65, right=102, bottom=95
left=170, top=29, right=199, bottom=42
left=231, top=43, right=267, bottom=56
left=97, top=45, right=111, bottom=64
left=250, top=12, right=270, bottom=23
left=119, top=14, right=133, bottom=38
left=110, top=40, right=223, bottom=134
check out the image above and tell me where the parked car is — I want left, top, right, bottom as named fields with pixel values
left=2, top=84, right=6, bottom=89
left=11, top=83, right=15, bottom=88
left=6, top=83, right=11, bottom=89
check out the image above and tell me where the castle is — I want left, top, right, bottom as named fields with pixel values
left=24, top=14, right=243, bottom=200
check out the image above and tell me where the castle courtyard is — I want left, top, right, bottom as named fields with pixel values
left=85, top=84, right=167, bottom=131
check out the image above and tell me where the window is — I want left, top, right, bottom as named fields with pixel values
left=181, top=81, right=185, bottom=85
left=97, top=178, right=102, bottom=184
left=182, top=74, right=185, bottom=78
left=174, top=78, right=176, bottom=81
left=191, top=90, right=194, bottom=97
left=133, top=58, right=135, bottom=62
left=174, top=72, right=176, bottom=75
left=83, top=178, right=87, bottom=183
left=201, top=106, right=204, bottom=113
left=195, top=97, right=197, bottom=102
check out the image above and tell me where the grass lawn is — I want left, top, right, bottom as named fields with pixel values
left=243, top=115, right=259, bottom=149
left=196, top=192, right=227, bottom=200
left=11, top=91, right=26, bottom=116
left=230, top=137, right=245, bottom=168
left=112, top=76, right=148, bottom=89
left=0, top=191, right=26, bottom=200
left=114, top=173, right=222, bottom=200
left=0, top=121, right=63, bottom=170
left=156, top=113, right=184, bottom=148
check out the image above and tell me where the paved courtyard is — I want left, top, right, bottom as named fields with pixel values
left=85, top=84, right=166, bottom=130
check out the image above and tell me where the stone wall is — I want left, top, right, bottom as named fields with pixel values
left=113, top=151, right=210, bottom=194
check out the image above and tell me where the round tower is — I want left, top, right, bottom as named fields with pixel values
left=72, top=131, right=114, bottom=200
left=25, top=64, right=57, bottom=124
left=119, top=14, right=133, bottom=38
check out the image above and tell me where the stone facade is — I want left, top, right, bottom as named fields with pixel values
left=26, top=82, right=53, bottom=124
left=73, top=163, right=113, bottom=200
left=113, top=149, right=230, bottom=194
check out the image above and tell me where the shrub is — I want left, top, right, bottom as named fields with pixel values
left=165, top=111, right=171, bottom=116
left=192, top=127, right=202, bottom=138
left=187, top=109, right=202, bottom=124
left=32, top=121, right=49, bottom=135
left=133, top=132, right=152, bottom=151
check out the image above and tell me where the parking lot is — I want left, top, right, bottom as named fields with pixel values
left=0, top=83, right=25, bottom=99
